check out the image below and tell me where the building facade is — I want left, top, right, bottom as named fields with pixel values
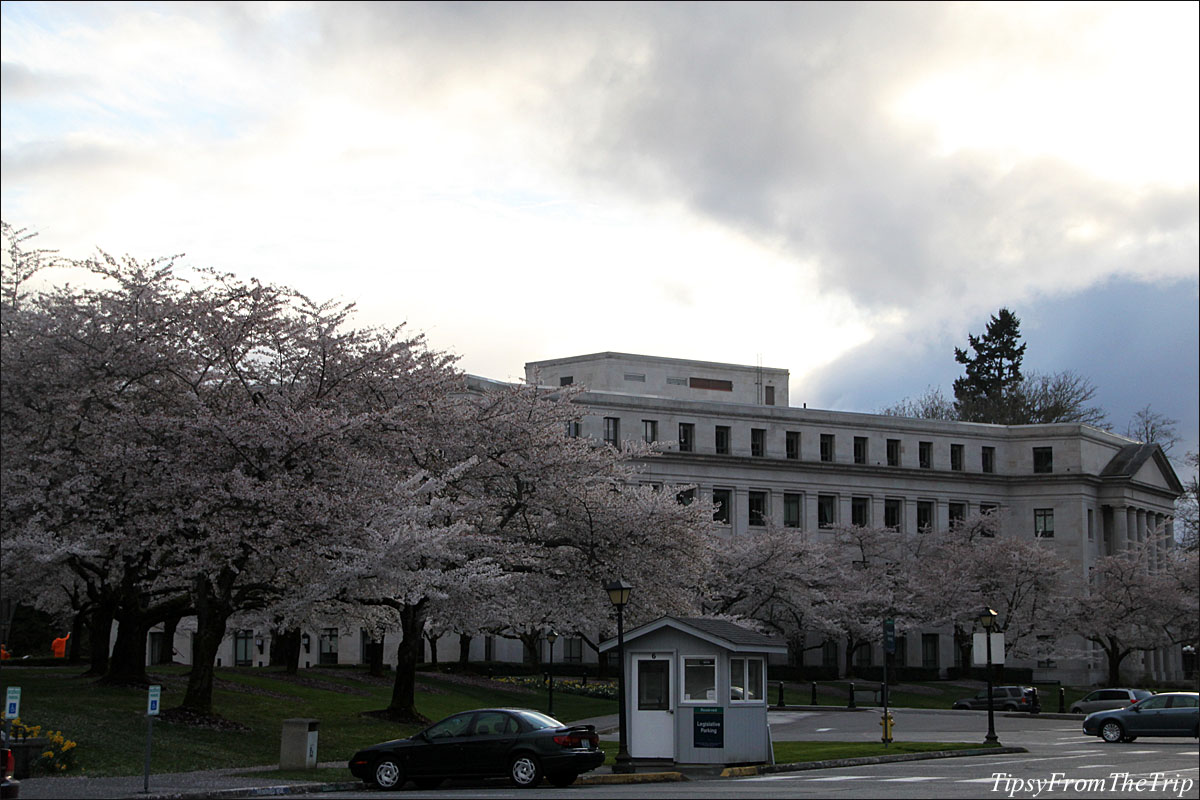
left=523, top=352, right=1186, bottom=685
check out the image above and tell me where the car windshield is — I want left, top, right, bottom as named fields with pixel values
left=1133, top=690, right=1153, bottom=700
left=512, top=710, right=564, bottom=730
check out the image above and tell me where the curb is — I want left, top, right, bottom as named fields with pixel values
left=720, top=746, right=1029, bottom=778
left=128, top=782, right=365, bottom=800
left=575, top=771, right=689, bottom=785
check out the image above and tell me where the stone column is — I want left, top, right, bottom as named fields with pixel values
left=1113, top=505, right=1128, bottom=552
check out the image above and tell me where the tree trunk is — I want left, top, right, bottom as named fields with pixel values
left=85, top=605, right=114, bottom=676
left=270, top=628, right=302, bottom=674
left=68, top=606, right=89, bottom=664
left=385, top=601, right=429, bottom=723
left=177, top=573, right=232, bottom=716
left=458, top=633, right=472, bottom=667
left=1102, top=636, right=1130, bottom=687
left=844, top=637, right=856, bottom=679
left=520, top=631, right=542, bottom=669
left=159, top=613, right=181, bottom=665
left=103, top=609, right=150, bottom=686
left=426, top=633, right=440, bottom=665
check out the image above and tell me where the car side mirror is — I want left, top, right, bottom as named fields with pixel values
left=1131, top=705, right=1141, bottom=712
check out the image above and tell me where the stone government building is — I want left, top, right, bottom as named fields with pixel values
left=151, top=352, right=1186, bottom=685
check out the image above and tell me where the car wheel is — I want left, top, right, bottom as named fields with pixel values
left=547, top=772, right=577, bottom=788
left=1004, top=703, right=1018, bottom=711
left=1070, top=707, right=1083, bottom=714
left=372, top=758, right=405, bottom=790
left=1100, top=721, right=1125, bottom=743
left=509, top=753, right=543, bottom=788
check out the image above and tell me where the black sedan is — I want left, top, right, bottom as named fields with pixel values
left=1082, top=692, right=1199, bottom=742
left=349, top=708, right=605, bottom=789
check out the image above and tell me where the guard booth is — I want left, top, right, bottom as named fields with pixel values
left=599, top=616, right=787, bottom=767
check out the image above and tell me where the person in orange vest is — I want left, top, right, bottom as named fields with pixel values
left=1, top=643, right=10, bottom=660
left=51, top=633, right=70, bottom=658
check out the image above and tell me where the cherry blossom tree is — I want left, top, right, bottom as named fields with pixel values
left=1066, top=533, right=1198, bottom=685
left=708, top=523, right=837, bottom=663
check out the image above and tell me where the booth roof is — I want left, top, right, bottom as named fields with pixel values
left=598, top=615, right=788, bottom=654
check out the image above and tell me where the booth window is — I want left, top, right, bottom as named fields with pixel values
left=682, top=656, right=717, bottom=703
left=730, top=657, right=764, bottom=703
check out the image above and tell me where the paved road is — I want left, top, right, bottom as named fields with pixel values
left=323, top=709, right=1199, bottom=800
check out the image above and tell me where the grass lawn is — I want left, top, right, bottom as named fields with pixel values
left=0, top=664, right=614, bottom=778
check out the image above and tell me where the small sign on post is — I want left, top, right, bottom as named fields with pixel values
left=972, top=633, right=1006, bottom=665
left=4, top=686, right=19, bottom=719
left=147, top=685, right=161, bottom=716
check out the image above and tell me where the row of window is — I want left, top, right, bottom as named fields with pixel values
left=598, top=418, right=1054, bottom=474
left=691, top=488, right=1055, bottom=538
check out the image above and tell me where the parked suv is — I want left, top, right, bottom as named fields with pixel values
left=953, top=686, right=1039, bottom=712
left=1071, top=688, right=1153, bottom=715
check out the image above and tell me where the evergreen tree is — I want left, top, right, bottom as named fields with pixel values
left=952, top=308, right=1027, bottom=423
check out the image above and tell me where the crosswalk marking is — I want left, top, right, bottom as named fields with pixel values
left=880, top=776, right=942, bottom=782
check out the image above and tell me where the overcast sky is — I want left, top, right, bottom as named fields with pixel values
left=2, top=1, right=1197, bottom=467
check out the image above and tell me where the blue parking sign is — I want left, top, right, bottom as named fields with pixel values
left=4, top=687, right=19, bottom=719
left=147, top=685, right=161, bottom=716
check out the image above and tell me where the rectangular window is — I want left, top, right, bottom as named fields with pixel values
left=638, top=659, right=671, bottom=710
left=678, top=423, right=695, bottom=452
left=950, top=443, right=964, bottom=471
left=565, top=420, right=580, bottom=438
left=748, top=491, right=767, bottom=527
left=676, top=488, right=695, bottom=505
left=853, top=436, right=868, bottom=464
left=559, top=375, right=573, bottom=386
left=948, top=502, right=966, bottom=525
left=921, top=634, right=939, bottom=669
left=1034, top=508, right=1054, bottom=538
left=886, top=438, right=900, bottom=467
left=689, top=377, right=733, bottom=392
left=730, top=657, right=764, bottom=702
left=918, top=441, right=932, bottom=469
left=563, top=637, right=583, bottom=663
left=884, top=498, right=903, bottom=530
left=624, top=373, right=646, bottom=382
left=319, top=628, right=339, bottom=666
left=1087, top=508, right=1094, bottom=541
left=982, top=446, right=996, bottom=473
left=917, top=500, right=934, bottom=532
left=851, top=496, right=870, bottom=527
left=820, top=434, right=834, bottom=463
left=234, top=630, right=254, bottom=667
left=979, top=503, right=998, bottom=535
left=786, top=431, right=800, bottom=460
left=751, top=428, right=766, bottom=457
left=712, top=489, right=732, bottom=524
left=715, top=426, right=731, bottom=455
left=854, top=642, right=873, bottom=667
left=764, top=386, right=775, bottom=406
left=603, top=417, right=620, bottom=448
left=817, top=494, right=836, bottom=528
left=783, top=493, right=801, bottom=528
left=643, top=419, right=657, bottom=443
left=1037, top=636, right=1056, bottom=669
left=1033, top=447, right=1053, bottom=473
left=683, top=657, right=717, bottom=703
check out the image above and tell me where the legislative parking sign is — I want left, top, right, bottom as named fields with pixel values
left=4, top=686, right=19, bottom=718
left=147, top=685, right=161, bottom=716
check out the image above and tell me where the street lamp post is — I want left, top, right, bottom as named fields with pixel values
left=546, top=631, right=558, bottom=718
left=980, top=607, right=999, bottom=745
left=605, top=580, right=634, bottom=774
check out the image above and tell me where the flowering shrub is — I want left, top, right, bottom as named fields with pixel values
left=497, top=676, right=618, bottom=700
left=8, top=718, right=79, bottom=774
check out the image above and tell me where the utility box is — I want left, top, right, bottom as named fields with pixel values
left=280, top=718, right=319, bottom=769
left=599, top=616, right=786, bottom=767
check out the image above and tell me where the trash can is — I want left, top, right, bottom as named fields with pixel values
left=279, top=718, right=319, bottom=769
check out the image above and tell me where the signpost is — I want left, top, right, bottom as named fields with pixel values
left=881, top=619, right=895, bottom=745
left=144, top=685, right=161, bottom=793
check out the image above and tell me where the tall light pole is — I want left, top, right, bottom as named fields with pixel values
left=980, top=607, right=999, bottom=745
left=605, top=580, right=634, bottom=774
left=546, top=630, right=558, bottom=718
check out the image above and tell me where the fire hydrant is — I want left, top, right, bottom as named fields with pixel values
left=880, top=711, right=895, bottom=744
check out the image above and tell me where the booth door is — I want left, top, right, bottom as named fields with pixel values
left=630, top=654, right=675, bottom=759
